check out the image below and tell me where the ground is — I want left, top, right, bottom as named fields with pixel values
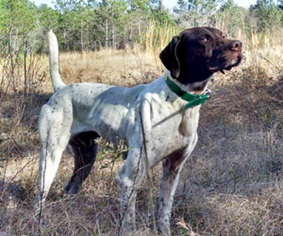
left=0, top=46, right=282, bottom=235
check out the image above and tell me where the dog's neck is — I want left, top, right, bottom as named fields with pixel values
left=166, top=70, right=209, bottom=94
left=164, top=71, right=211, bottom=111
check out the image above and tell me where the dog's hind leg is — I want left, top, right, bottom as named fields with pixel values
left=65, top=131, right=99, bottom=194
left=38, top=106, right=72, bottom=205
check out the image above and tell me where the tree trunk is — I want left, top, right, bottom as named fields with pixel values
left=86, top=24, right=89, bottom=52
left=105, top=19, right=108, bottom=48
left=112, top=22, right=115, bottom=49
left=159, top=0, right=163, bottom=11
left=9, top=27, right=15, bottom=91
left=24, top=38, right=28, bottom=94
left=81, top=19, right=84, bottom=53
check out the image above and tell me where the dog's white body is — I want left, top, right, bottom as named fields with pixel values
left=39, top=74, right=200, bottom=167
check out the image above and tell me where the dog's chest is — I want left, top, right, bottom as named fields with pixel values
left=149, top=90, right=201, bottom=137
left=145, top=98, right=200, bottom=162
left=178, top=107, right=200, bottom=137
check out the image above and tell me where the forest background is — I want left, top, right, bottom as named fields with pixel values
left=0, top=0, right=282, bottom=53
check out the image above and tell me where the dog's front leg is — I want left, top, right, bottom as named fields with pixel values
left=158, top=134, right=198, bottom=236
left=116, top=146, right=146, bottom=235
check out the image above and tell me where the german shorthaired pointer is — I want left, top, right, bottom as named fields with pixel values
left=38, top=27, right=242, bottom=235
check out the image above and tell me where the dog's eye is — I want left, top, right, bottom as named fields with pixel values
left=222, top=33, right=227, bottom=38
left=200, top=36, right=210, bottom=43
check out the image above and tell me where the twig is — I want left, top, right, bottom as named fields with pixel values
left=11, top=136, right=27, bottom=153
left=259, top=54, right=281, bottom=73
left=9, top=156, right=34, bottom=182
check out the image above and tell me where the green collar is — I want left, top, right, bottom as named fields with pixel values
left=165, top=73, right=210, bottom=111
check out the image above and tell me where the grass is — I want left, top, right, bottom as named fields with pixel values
left=0, top=38, right=282, bottom=235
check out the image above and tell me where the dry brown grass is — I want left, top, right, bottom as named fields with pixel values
left=52, top=49, right=162, bottom=89
left=0, top=41, right=282, bottom=235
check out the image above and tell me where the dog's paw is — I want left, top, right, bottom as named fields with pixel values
left=64, top=182, right=80, bottom=195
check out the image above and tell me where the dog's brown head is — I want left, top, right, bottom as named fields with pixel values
left=160, top=27, right=242, bottom=88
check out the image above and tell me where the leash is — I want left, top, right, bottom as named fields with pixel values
left=165, top=73, right=211, bottom=111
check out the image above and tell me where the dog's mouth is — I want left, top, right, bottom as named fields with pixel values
left=209, top=52, right=242, bottom=74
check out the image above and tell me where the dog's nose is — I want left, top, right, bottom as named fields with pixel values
left=229, top=40, right=242, bottom=51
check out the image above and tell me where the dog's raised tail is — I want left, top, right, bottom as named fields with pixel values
left=48, top=30, right=65, bottom=92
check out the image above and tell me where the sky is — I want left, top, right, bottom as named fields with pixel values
left=33, top=0, right=257, bottom=9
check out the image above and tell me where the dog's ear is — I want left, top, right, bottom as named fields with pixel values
left=159, top=36, right=181, bottom=79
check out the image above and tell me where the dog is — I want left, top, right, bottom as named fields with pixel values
left=38, top=27, right=242, bottom=235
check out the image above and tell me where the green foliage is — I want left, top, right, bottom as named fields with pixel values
left=174, top=0, right=220, bottom=28
left=249, top=0, right=283, bottom=33
left=37, top=4, right=60, bottom=31
left=216, top=0, right=244, bottom=36
left=0, top=0, right=282, bottom=53
left=0, top=0, right=36, bottom=34
left=96, top=138, right=130, bottom=169
left=96, top=0, right=129, bottom=49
